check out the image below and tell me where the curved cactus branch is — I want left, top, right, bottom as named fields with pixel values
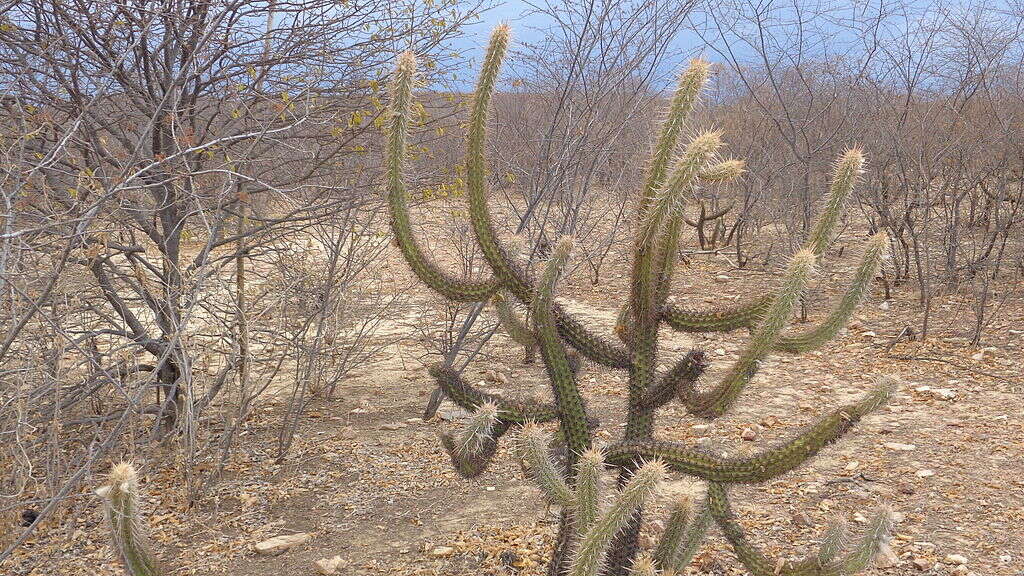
left=96, top=463, right=164, bottom=576
left=775, top=233, right=887, bottom=353
left=460, top=26, right=632, bottom=369
left=607, top=377, right=897, bottom=483
left=687, top=249, right=818, bottom=418
left=532, top=238, right=593, bottom=466
left=428, top=362, right=559, bottom=423
left=640, top=349, right=707, bottom=411
left=440, top=417, right=511, bottom=479
left=707, top=483, right=892, bottom=576
left=662, top=296, right=773, bottom=332
left=806, top=149, right=865, bottom=257
left=385, top=51, right=499, bottom=302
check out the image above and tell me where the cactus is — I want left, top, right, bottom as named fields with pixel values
left=387, top=25, right=900, bottom=576
left=95, top=462, right=165, bottom=576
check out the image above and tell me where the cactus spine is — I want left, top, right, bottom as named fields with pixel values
left=386, top=26, right=901, bottom=576
left=96, top=463, right=164, bottom=576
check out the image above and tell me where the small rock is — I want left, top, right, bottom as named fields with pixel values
left=714, top=275, right=731, bottom=283
left=876, top=543, right=900, bottom=568
left=916, top=469, right=935, bottom=478
left=714, top=348, right=727, bottom=356
left=878, top=300, right=891, bottom=310
left=380, top=422, right=407, bottom=430
left=999, top=555, right=1012, bottom=563
left=313, top=556, right=345, bottom=575
left=884, top=442, right=916, bottom=451
left=692, top=424, right=711, bottom=433
left=861, top=331, right=878, bottom=338
left=429, top=545, right=455, bottom=557
left=740, top=427, right=758, bottom=441
left=912, top=557, right=933, bottom=571
left=944, top=554, right=968, bottom=566
left=892, top=511, right=906, bottom=523
left=853, top=512, right=868, bottom=524
left=255, top=532, right=312, bottom=556
left=845, top=461, right=859, bottom=471
left=931, top=388, right=957, bottom=400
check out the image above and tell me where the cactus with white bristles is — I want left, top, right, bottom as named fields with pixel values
left=96, top=463, right=164, bottom=576
left=385, top=26, right=902, bottom=576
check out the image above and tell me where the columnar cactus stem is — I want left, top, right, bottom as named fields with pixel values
left=519, top=423, right=574, bottom=507
left=574, top=447, right=604, bottom=534
left=96, top=463, right=164, bottom=576
left=687, top=249, right=818, bottom=417
left=385, top=30, right=903, bottom=576
left=385, top=51, right=499, bottom=301
left=569, top=460, right=667, bottom=576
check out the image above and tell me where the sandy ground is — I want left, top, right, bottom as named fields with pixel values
left=5, top=225, right=1023, bottom=576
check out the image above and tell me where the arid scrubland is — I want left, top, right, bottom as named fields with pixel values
left=1, top=1, right=1022, bottom=575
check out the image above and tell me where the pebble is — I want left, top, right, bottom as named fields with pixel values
left=740, top=427, right=758, bottom=441
left=380, top=422, right=407, bottom=430
left=912, top=557, right=933, bottom=571
left=313, top=556, right=345, bottom=575
left=255, top=532, right=312, bottom=556
left=429, top=545, right=455, bottom=557
left=944, top=554, right=968, bottom=565
left=916, top=469, right=935, bottom=478
left=884, top=442, right=916, bottom=451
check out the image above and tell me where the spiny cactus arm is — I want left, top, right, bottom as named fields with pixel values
left=817, top=519, right=850, bottom=566
left=428, top=362, right=559, bottom=423
left=638, top=59, right=711, bottom=218
left=665, top=501, right=711, bottom=571
left=606, top=377, right=897, bottom=483
left=628, top=553, right=659, bottom=576
left=775, top=233, right=886, bottom=353
left=707, top=483, right=892, bottom=576
left=96, top=463, right=164, bottom=576
left=652, top=497, right=690, bottom=567
left=532, top=238, right=593, bottom=461
left=653, top=160, right=746, bottom=309
left=574, top=447, right=604, bottom=534
left=462, top=29, right=630, bottom=369
left=440, top=418, right=510, bottom=479
left=569, top=460, right=668, bottom=576
left=492, top=292, right=538, bottom=348
left=662, top=295, right=773, bottom=332
left=519, top=423, right=574, bottom=507
left=661, top=148, right=863, bottom=334
left=806, top=149, right=865, bottom=257
left=640, top=349, right=708, bottom=411
left=385, top=51, right=499, bottom=302
left=687, top=250, right=817, bottom=418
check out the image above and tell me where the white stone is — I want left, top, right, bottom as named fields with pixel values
left=884, top=442, right=916, bottom=451
left=314, top=556, right=345, bottom=575
left=255, top=532, right=312, bottom=556
left=916, top=469, right=935, bottom=478
left=429, top=545, right=455, bottom=557
left=944, top=554, right=968, bottom=565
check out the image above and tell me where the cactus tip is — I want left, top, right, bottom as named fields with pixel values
left=396, top=50, right=417, bottom=74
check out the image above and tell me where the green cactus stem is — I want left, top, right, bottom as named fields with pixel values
left=775, top=233, right=887, bottom=353
left=519, top=423, right=574, bottom=507
left=687, top=249, right=818, bottom=418
left=707, top=483, right=892, bottom=576
left=569, top=460, right=667, bottom=576
left=385, top=51, right=499, bottom=302
left=428, top=362, right=559, bottom=423
left=608, top=377, right=897, bottom=482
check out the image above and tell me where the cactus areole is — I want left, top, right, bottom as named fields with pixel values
left=385, top=24, right=895, bottom=576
